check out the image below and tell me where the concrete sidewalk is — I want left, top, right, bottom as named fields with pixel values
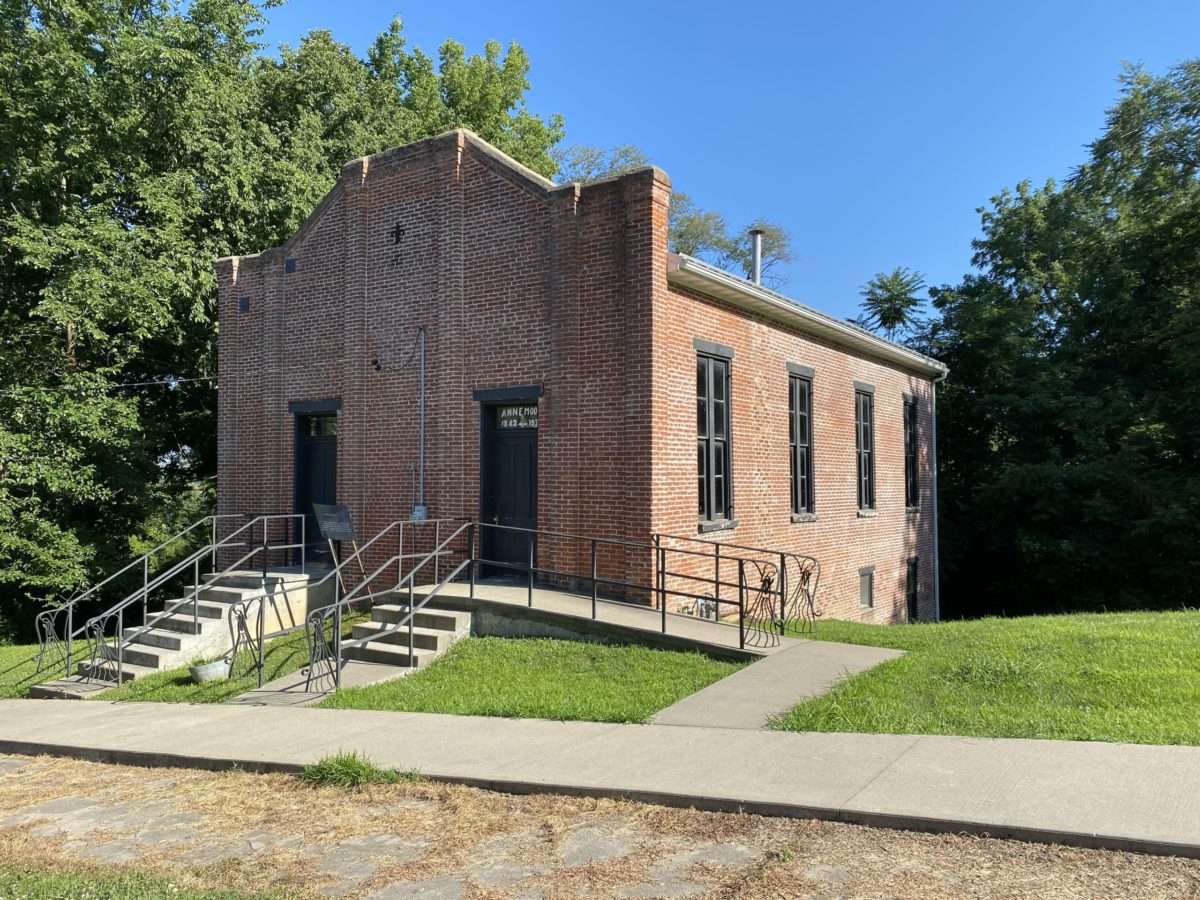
left=650, top=639, right=903, bottom=729
left=0, top=700, right=1197, bottom=858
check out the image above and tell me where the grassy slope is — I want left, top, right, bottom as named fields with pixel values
left=774, top=610, right=1200, bottom=745
left=318, top=636, right=747, bottom=723
left=100, top=614, right=366, bottom=704
left=0, top=643, right=64, bottom=699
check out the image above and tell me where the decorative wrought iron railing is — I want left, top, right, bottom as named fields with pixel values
left=651, top=532, right=821, bottom=640
left=225, top=518, right=463, bottom=687
left=79, top=514, right=306, bottom=685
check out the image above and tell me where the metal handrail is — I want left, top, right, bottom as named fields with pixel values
left=470, top=521, right=775, bottom=648
left=34, top=514, right=247, bottom=678
left=304, top=520, right=475, bottom=690
left=81, top=514, right=305, bottom=685
left=302, top=520, right=811, bottom=694
left=226, top=517, right=463, bottom=687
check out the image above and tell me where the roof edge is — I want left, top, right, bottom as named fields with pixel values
left=666, top=253, right=949, bottom=379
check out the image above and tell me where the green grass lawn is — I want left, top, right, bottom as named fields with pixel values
left=318, top=636, right=747, bottom=723
left=773, top=610, right=1200, bottom=745
left=0, top=861, right=284, bottom=899
left=0, top=642, right=64, bottom=699
left=100, top=614, right=366, bottom=704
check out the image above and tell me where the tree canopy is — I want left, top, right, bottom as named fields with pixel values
left=928, top=61, right=1200, bottom=616
left=0, top=0, right=563, bottom=633
left=552, top=144, right=795, bottom=287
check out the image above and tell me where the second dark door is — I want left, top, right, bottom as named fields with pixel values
left=480, top=406, right=537, bottom=577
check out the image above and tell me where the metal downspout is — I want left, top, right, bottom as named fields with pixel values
left=931, top=368, right=949, bottom=622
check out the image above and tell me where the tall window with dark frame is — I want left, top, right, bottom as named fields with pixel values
left=904, top=398, right=918, bottom=508
left=697, top=355, right=732, bottom=522
left=855, top=390, right=875, bottom=510
left=789, top=375, right=814, bottom=515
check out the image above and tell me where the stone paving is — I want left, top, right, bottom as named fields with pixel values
left=2, top=754, right=1198, bottom=899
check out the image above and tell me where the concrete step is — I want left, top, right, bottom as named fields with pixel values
left=76, top=659, right=158, bottom=683
left=168, top=599, right=226, bottom=621
left=143, top=610, right=205, bottom=635
left=342, top=641, right=435, bottom=668
left=114, top=643, right=167, bottom=669
left=202, top=569, right=326, bottom=591
left=122, top=627, right=184, bottom=652
left=350, top=621, right=455, bottom=652
left=27, top=677, right=116, bottom=700
left=371, top=604, right=471, bottom=634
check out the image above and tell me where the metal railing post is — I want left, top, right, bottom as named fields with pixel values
left=779, top=553, right=787, bottom=635
left=300, top=516, right=306, bottom=574
left=117, top=607, right=124, bottom=684
left=590, top=540, right=598, bottom=620
left=66, top=607, right=73, bottom=677
left=434, top=520, right=441, bottom=583
left=260, top=518, right=269, bottom=582
left=397, top=523, right=403, bottom=586
left=334, top=605, right=342, bottom=690
left=738, top=558, right=746, bottom=649
left=660, top=546, right=667, bottom=634
left=257, top=595, right=266, bottom=688
left=468, top=521, right=476, bottom=599
left=211, top=517, right=218, bottom=573
left=714, top=542, right=721, bottom=603
left=142, top=557, right=150, bottom=628
left=527, top=533, right=535, bottom=607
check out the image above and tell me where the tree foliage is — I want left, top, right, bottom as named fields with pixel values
left=856, top=267, right=927, bottom=342
left=931, top=61, right=1200, bottom=616
left=0, top=0, right=563, bottom=628
left=552, top=144, right=794, bottom=286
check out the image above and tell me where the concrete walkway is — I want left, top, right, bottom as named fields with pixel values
left=1, top=699, right=1198, bottom=858
left=419, top=581, right=799, bottom=658
left=651, top=639, right=903, bottom=729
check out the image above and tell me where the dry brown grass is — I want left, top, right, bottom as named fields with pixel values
left=1, top=754, right=1198, bottom=899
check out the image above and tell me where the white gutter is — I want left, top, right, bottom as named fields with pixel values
left=666, top=253, right=949, bottom=379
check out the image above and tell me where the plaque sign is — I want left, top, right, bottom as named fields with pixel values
left=312, top=503, right=357, bottom=542
left=496, top=404, right=538, bottom=429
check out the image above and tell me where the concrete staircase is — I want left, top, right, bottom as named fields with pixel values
left=29, top=570, right=327, bottom=700
left=222, top=596, right=472, bottom=707
left=342, top=601, right=471, bottom=669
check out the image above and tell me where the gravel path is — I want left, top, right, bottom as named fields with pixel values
left=1, top=754, right=1196, bottom=899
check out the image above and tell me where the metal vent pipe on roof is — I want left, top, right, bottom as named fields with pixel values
left=749, top=228, right=764, bottom=285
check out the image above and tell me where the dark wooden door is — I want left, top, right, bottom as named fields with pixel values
left=481, top=415, right=537, bottom=577
left=295, top=415, right=337, bottom=561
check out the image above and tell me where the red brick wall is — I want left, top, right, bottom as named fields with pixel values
left=217, top=131, right=661, bottom=588
left=217, top=130, right=938, bottom=622
left=649, top=283, right=936, bottom=623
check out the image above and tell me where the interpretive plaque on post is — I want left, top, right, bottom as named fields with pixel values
left=312, top=503, right=356, bottom=542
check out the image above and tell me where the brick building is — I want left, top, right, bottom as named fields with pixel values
left=216, top=129, right=948, bottom=624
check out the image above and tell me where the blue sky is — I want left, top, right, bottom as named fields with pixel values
left=259, top=1, right=1200, bottom=319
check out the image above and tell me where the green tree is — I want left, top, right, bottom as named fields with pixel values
left=0, top=1, right=563, bottom=636
left=857, top=267, right=927, bottom=342
left=932, top=61, right=1200, bottom=617
left=552, top=144, right=794, bottom=287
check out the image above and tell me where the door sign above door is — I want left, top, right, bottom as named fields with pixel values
left=496, top=405, right=538, bottom=429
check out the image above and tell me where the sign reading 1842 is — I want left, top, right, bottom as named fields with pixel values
left=496, top=405, right=538, bottom=429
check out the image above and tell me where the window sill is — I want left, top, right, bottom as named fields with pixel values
left=791, top=512, right=818, bottom=524
left=857, top=509, right=878, bottom=519
left=698, top=518, right=738, bottom=534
